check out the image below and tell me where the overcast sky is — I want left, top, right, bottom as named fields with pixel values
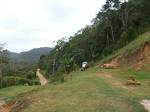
left=0, top=0, right=105, bottom=53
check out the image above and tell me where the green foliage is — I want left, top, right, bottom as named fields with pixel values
left=99, top=31, right=150, bottom=64
left=38, top=0, right=150, bottom=82
left=127, top=69, right=150, bottom=80
left=0, top=50, right=9, bottom=64
left=50, top=72, right=65, bottom=83
left=0, top=76, right=39, bottom=89
left=10, top=67, right=150, bottom=112
left=9, top=47, right=52, bottom=64
left=0, top=59, right=40, bottom=88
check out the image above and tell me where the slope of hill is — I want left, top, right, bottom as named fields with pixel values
left=9, top=47, right=53, bottom=63
left=0, top=31, right=150, bottom=112
left=8, top=51, right=18, bottom=59
left=99, top=31, right=150, bottom=65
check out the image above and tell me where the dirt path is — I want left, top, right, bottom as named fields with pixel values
left=0, top=106, right=13, bottom=112
left=0, top=69, right=48, bottom=112
left=36, top=69, right=48, bottom=86
left=0, top=97, right=5, bottom=107
left=96, top=72, right=128, bottom=89
left=0, top=97, right=12, bottom=112
left=141, top=100, right=150, bottom=112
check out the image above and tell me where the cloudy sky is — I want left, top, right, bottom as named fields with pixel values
left=0, top=0, right=105, bottom=53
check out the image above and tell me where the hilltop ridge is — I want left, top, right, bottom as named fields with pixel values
left=9, top=47, right=53, bottom=63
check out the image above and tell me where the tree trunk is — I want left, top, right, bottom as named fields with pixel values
left=121, top=4, right=129, bottom=31
left=110, top=23, right=115, bottom=41
left=0, top=67, right=2, bottom=88
left=107, top=32, right=110, bottom=48
left=121, top=13, right=126, bottom=30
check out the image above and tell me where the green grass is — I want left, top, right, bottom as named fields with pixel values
left=16, top=67, right=149, bottom=112
left=0, top=66, right=149, bottom=112
left=20, top=31, right=150, bottom=112
left=0, top=31, right=150, bottom=112
left=0, top=85, right=38, bottom=100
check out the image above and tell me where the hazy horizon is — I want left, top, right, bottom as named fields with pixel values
left=0, top=0, right=105, bottom=53
left=9, top=46, right=53, bottom=53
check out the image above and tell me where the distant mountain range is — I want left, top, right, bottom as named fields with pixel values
left=9, top=47, right=53, bottom=63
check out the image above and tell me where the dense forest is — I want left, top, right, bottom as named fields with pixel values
left=38, top=0, right=150, bottom=81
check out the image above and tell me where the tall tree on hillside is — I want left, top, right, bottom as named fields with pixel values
left=0, top=42, right=9, bottom=88
left=0, top=42, right=8, bottom=64
left=102, top=0, right=121, bottom=42
left=0, top=42, right=5, bottom=52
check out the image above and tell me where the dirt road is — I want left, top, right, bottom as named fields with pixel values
left=36, top=69, right=48, bottom=86
left=0, top=97, right=5, bottom=107
left=0, top=97, right=10, bottom=112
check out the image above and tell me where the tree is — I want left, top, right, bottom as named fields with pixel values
left=0, top=42, right=9, bottom=88
left=0, top=42, right=8, bottom=65
left=38, top=0, right=150, bottom=82
left=60, top=57, right=73, bottom=74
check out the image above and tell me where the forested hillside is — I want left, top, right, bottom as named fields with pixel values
left=10, top=47, right=53, bottom=63
left=38, top=0, right=150, bottom=80
left=0, top=47, right=52, bottom=89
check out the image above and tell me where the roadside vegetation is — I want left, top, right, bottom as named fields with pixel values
left=38, top=0, right=150, bottom=81
left=0, top=31, right=149, bottom=112
left=1, top=67, right=149, bottom=112
left=0, top=43, right=40, bottom=89
left=0, top=0, right=150, bottom=111
left=0, top=85, right=38, bottom=101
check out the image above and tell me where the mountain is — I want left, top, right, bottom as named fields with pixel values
left=9, top=47, right=53, bottom=63
left=8, top=51, right=19, bottom=59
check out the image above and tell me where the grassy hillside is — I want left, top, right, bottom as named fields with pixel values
left=1, top=67, right=149, bottom=112
left=100, top=31, right=150, bottom=64
left=0, top=31, right=149, bottom=112
left=0, top=86, right=38, bottom=101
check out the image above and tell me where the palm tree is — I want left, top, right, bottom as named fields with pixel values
left=61, top=57, right=73, bottom=74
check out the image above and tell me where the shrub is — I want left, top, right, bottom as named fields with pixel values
left=0, top=76, right=40, bottom=89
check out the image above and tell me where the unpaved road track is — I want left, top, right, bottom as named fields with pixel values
left=0, top=106, right=12, bottom=112
left=0, top=97, right=5, bottom=107
left=36, top=69, right=48, bottom=86
left=0, top=97, right=10, bottom=112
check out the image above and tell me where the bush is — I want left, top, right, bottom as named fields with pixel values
left=50, top=72, right=65, bottom=83
left=0, top=76, right=40, bottom=89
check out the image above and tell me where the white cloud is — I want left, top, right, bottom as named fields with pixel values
left=0, top=0, right=106, bottom=53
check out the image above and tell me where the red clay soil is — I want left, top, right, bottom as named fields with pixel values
left=132, top=42, right=150, bottom=70
left=0, top=104, right=15, bottom=112
left=99, top=41, right=150, bottom=70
